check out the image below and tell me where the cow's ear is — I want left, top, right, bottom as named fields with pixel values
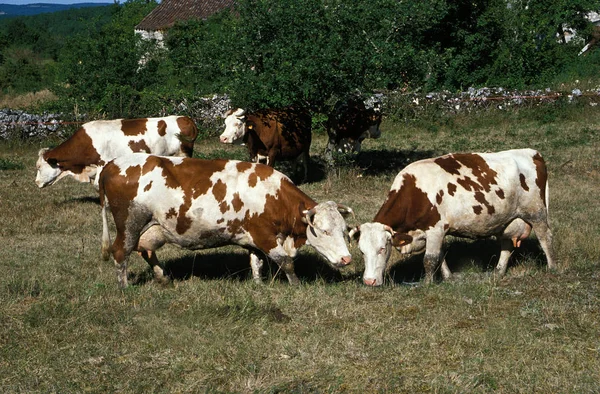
left=391, top=233, right=412, bottom=247
left=47, top=158, right=59, bottom=168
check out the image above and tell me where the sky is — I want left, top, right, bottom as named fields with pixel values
left=1, top=0, right=113, bottom=4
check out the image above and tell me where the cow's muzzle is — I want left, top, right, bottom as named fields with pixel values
left=335, top=255, right=352, bottom=267
left=363, top=278, right=380, bottom=286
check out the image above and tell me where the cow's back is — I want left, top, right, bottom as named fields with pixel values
left=86, top=116, right=197, bottom=159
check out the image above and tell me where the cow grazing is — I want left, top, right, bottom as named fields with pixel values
left=36, top=116, right=198, bottom=188
left=219, top=107, right=312, bottom=182
left=351, top=149, right=555, bottom=286
left=324, top=97, right=382, bottom=160
left=99, top=153, right=353, bottom=288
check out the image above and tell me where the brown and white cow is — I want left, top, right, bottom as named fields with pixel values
left=351, top=149, right=555, bottom=286
left=99, top=153, right=353, bottom=288
left=35, top=116, right=198, bottom=188
left=324, top=97, right=382, bottom=160
left=219, top=107, right=312, bottom=182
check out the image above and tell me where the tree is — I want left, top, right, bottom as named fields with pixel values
left=54, top=0, right=159, bottom=117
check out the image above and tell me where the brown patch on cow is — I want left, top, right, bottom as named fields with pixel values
left=157, top=120, right=167, bottom=136
left=454, top=153, right=498, bottom=192
left=98, top=160, right=143, bottom=262
left=474, top=191, right=495, bottom=214
left=457, top=176, right=478, bottom=191
left=219, top=201, right=229, bottom=213
left=496, top=189, right=505, bottom=199
left=519, top=173, right=529, bottom=191
left=436, top=190, right=444, bottom=205
left=532, top=152, right=548, bottom=206
left=217, top=218, right=224, bottom=224
left=473, top=205, right=483, bottom=215
left=444, top=223, right=450, bottom=231
left=144, top=181, right=153, bottom=192
left=165, top=207, right=177, bottom=220
left=447, top=182, right=457, bottom=196
left=254, top=164, right=274, bottom=181
left=236, top=161, right=253, bottom=173
left=231, top=192, right=244, bottom=212
left=239, top=178, right=315, bottom=254
left=141, top=156, right=158, bottom=174
left=43, top=128, right=101, bottom=175
left=129, top=140, right=151, bottom=153
left=176, top=116, right=199, bottom=157
left=125, top=165, right=141, bottom=180
left=373, top=173, right=441, bottom=233
left=248, top=172, right=258, bottom=187
left=212, top=179, right=227, bottom=203
left=435, top=156, right=462, bottom=175
left=121, top=119, right=148, bottom=136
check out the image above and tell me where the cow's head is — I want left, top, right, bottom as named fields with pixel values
left=303, top=201, right=353, bottom=268
left=351, top=222, right=427, bottom=286
left=220, top=108, right=247, bottom=144
left=35, top=148, right=64, bottom=188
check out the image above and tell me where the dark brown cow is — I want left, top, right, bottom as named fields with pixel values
left=219, top=107, right=312, bottom=182
left=99, top=154, right=353, bottom=288
left=36, top=116, right=198, bottom=188
left=324, top=98, right=382, bottom=160
left=351, top=149, right=555, bottom=286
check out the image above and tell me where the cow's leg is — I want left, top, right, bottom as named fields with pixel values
left=531, top=220, right=555, bottom=270
left=111, top=233, right=130, bottom=289
left=422, top=231, right=444, bottom=284
left=111, top=204, right=152, bottom=288
left=249, top=253, right=264, bottom=284
left=495, top=238, right=514, bottom=277
left=440, top=258, right=452, bottom=280
left=137, top=225, right=168, bottom=283
left=324, top=138, right=335, bottom=164
left=275, top=256, right=300, bottom=285
left=301, top=150, right=310, bottom=182
left=138, top=251, right=169, bottom=284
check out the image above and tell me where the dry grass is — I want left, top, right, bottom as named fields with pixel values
left=1, top=105, right=600, bottom=393
left=0, top=89, right=58, bottom=110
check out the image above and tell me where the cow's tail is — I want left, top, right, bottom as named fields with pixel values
left=99, top=177, right=112, bottom=261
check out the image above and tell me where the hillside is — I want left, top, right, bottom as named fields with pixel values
left=0, top=2, right=110, bottom=18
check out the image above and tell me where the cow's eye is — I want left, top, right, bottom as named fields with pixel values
left=322, top=229, right=331, bottom=236
left=378, top=247, right=386, bottom=255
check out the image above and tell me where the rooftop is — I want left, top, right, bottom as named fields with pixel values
left=135, top=0, right=234, bottom=32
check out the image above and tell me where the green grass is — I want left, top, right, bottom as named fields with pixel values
left=1, top=104, right=600, bottom=392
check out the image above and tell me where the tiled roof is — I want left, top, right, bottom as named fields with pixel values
left=135, top=0, right=234, bottom=31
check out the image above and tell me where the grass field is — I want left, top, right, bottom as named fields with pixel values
left=1, top=104, right=599, bottom=392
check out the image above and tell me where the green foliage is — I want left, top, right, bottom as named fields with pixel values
left=165, top=11, right=237, bottom=94
left=53, top=0, right=159, bottom=117
left=227, top=0, right=447, bottom=110
left=0, top=5, right=113, bottom=94
left=2, top=0, right=600, bottom=115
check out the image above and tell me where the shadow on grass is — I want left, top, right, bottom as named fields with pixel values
left=128, top=248, right=345, bottom=286
left=385, top=237, right=549, bottom=285
left=58, top=196, right=100, bottom=205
